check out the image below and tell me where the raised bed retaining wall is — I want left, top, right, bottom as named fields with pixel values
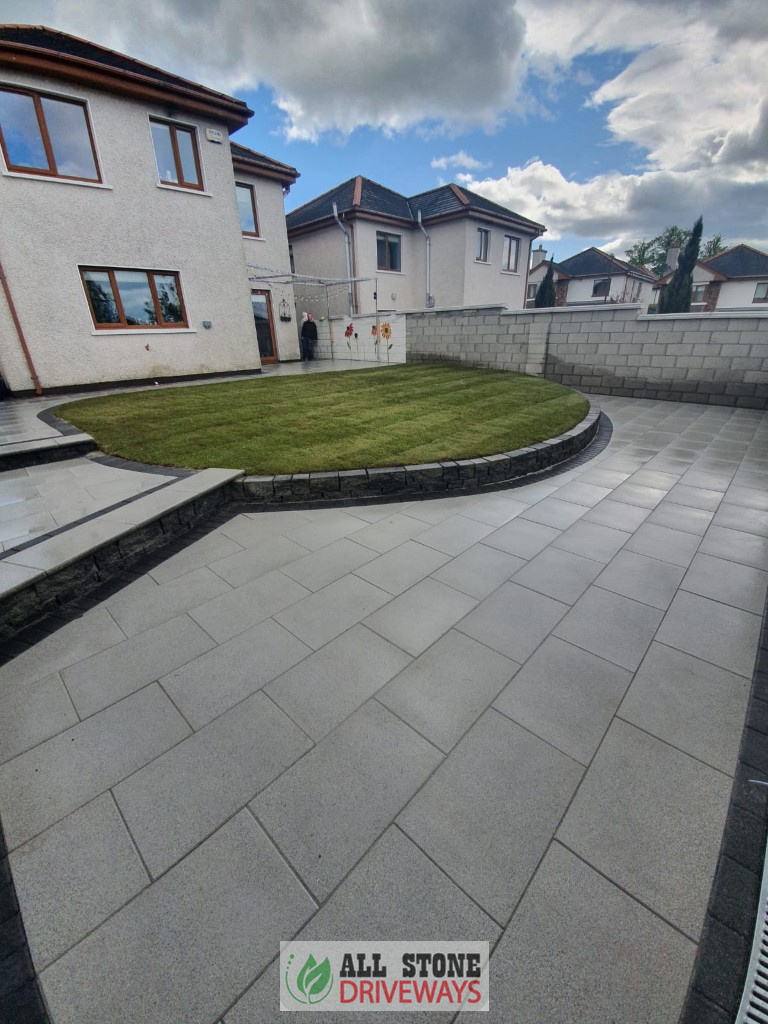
left=234, top=401, right=600, bottom=505
left=405, top=304, right=768, bottom=409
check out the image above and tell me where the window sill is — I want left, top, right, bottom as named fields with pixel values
left=475, top=260, right=491, bottom=265
left=157, top=183, right=212, bottom=197
left=501, top=270, right=520, bottom=276
left=242, top=234, right=265, bottom=241
left=1, top=169, right=112, bottom=189
left=90, top=328, right=197, bottom=336
left=376, top=268, right=404, bottom=275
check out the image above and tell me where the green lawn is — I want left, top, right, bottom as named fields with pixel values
left=57, top=364, right=590, bottom=475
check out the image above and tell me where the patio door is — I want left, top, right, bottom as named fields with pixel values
left=251, top=290, right=279, bottom=363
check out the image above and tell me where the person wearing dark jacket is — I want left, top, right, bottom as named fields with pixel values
left=300, top=313, right=318, bottom=361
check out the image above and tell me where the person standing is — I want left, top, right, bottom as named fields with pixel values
left=300, top=313, right=318, bottom=361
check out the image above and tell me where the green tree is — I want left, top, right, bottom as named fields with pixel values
left=534, top=258, right=557, bottom=307
left=700, top=234, right=727, bottom=260
left=625, top=225, right=725, bottom=276
left=623, top=238, right=656, bottom=271
left=657, top=216, right=703, bottom=314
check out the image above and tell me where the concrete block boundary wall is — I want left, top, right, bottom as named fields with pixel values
left=404, top=304, right=768, bottom=409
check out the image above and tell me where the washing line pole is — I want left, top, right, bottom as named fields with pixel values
left=325, top=284, right=334, bottom=361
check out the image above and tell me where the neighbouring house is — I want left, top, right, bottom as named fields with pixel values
left=526, top=245, right=657, bottom=308
left=0, top=25, right=299, bottom=394
left=286, top=176, right=545, bottom=319
left=653, top=244, right=768, bottom=313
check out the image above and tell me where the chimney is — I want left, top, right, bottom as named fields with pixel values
left=666, top=247, right=680, bottom=273
left=530, top=243, right=548, bottom=269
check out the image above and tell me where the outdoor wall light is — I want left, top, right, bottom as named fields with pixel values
left=279, top=299, right=292, bottom=322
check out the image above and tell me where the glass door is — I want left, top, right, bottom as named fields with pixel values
left=251, top=290, right=278, bottom=363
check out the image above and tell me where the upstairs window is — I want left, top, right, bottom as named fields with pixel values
left=754, top=282, right=768, bottom=302
left=377, top=231, right=401, bottom=272
left=81, top=267, right=188, bottom=329
left=527, top=283, right=538, bottom=300
left=476, top=228, right=490, bottom=262
left=691, top=284, right=707, bottom=304
left=502, top=235, right=520, bottom=272
left=592, top=278, right=610, bottom=297
left=236, top=182, right=259, bottom=235
left=150, top=119, right=202, bottom=190
left=0, top=86, right=100, bottom=182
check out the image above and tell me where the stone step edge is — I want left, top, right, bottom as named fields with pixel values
left=0, top=469, right=243, bottom=641
left=233, top=400, right=601, bottom=504
left=0, top=434, right=97, bottom=470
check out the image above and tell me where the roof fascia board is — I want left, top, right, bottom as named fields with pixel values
left=0, top=41, right=252, bottom=130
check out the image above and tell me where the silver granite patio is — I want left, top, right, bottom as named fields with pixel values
left=1, top=394, right=767, bottom=1024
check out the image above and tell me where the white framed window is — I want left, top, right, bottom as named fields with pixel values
left=527, top=283, right=538, bottom=300
left=502, top=235, right=519, bottom=272
left=475, top=228, right=490, bottom=262
left=691, top=284, right=707, bottom=304
left=754, top=282, right=768, bottom=302
left=377, top=232, right=401, bottom=272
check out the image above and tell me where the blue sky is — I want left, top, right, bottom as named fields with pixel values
left=6, top=0, right=768, bottom=261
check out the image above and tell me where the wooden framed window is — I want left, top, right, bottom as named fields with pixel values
left=0, top=85, right=100, bottom=182
left=149, top=118, right=202, bottom=190
left=81, top=268, right=188, bottom=329
left=376, top=231, right=401, bottom=272
left=527, top=283, right=538, bottom=300
left=236, top=182, right=259, bottom=235
left=691, top=284, right=707, bottom=304
left=753, top=282, right=768, bottom=302
left=476, top=228, right=490, bottom=262
left=592, top=278, right=610, bottom=297
left=502, top=235, right=519, bottom=272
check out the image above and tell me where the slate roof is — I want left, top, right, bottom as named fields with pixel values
left=286, top=177, right=545, bottom=234
left=701, top=244, right=768, bottom=279
left=555, top=247, right=656, bottom=283
left=230, top=141, right=299, bottom=184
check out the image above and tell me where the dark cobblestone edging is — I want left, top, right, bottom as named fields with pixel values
left=0, top=487, right=230, bottom=644
left=679, top=590, right=768, bottom=1024
left=232, top=402, right=601, bottom=505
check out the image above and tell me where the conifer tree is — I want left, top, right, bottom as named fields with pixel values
left=657, top=216, right=703, bottom=314
left=535, top=258, right=557, bottom=308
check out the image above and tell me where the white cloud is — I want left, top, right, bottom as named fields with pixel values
left=464, top=0, right=768, bottom=250
left=5, top=0, right=767, bottom=249
left=17, top=0, right=526, bottom=141
left=431, top=151, right=490, bottom=172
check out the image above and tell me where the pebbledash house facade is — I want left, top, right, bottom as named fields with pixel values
left=286, top=177, right=545, bottom=319
left=0, top=25, right=299, bottom=395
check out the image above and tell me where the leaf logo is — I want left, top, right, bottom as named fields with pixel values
left=286, top=952, right=334, bottom=1004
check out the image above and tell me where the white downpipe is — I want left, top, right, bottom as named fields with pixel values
left=332, top=202, right=355, bottom=316
left=416, top=210, right=432, bottom=308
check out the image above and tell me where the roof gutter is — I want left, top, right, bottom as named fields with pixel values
left=0, top=255, right=42, bottom=395
left=416, top=210, right=433, bottom=308
left=332, top=202, right=355, bottom=316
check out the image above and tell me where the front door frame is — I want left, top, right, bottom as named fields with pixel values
left=251, top=289, right=279, bottom=364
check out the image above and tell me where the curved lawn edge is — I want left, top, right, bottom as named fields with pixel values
left=233, top=398, right=601, bottom=505
left=53, top=365, right=589, bottom=475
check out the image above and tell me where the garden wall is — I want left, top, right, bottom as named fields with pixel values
left=313, top=313, right=406, bottom=364
left=405, top=304, right=768, bottom=408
